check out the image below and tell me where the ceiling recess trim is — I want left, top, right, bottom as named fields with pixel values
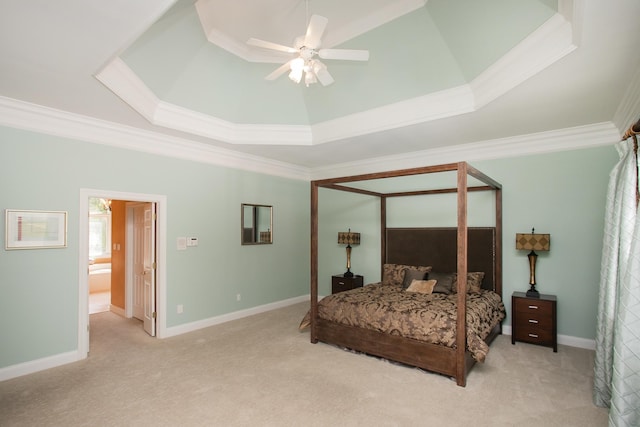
left=96, top=6, right=577, bottom=147
left=195, top=0, right=427, bottom=63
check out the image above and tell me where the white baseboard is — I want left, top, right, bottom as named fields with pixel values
left=0, top=350, right=83, bottom=382
left=162, top=295, right=309, bottom=338
left=501, top=325, right=595, bottom=350
left=110, top=305, right=126, bottom=317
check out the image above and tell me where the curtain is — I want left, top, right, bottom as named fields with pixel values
left=593, top=138, right=640, bottom=426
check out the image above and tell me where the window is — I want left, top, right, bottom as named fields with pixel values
left=89, top=198, right=111, bottom=259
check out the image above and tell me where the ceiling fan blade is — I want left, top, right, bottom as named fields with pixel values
left=312, top=61, right=334, bottom=86
left=303, top=15, right=328, bottom=49
left=316, top=68, right=334, bottom=86
left=265, top=61, right=293, bottom=81
left=318, top=49, right=370, bottom=61
left=247, top=38, right=297, bottom=54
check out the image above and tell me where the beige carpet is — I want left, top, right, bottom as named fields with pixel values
left=0, top=302, right=608, bottom=426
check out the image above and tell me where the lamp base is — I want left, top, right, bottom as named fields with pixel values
left=343, top=270, right=354, bottom=278
left=526, top=288, right=540, bottom=298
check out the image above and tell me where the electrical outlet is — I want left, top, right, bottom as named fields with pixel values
left=177, top=304, right=183, bottom=314
left=236, top=293, right=241, bottom=302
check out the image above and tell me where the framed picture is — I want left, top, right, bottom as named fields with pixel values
left=5, top=210, right=68, bottom=250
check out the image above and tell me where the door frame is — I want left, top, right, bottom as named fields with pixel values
left=78, top=189, right=167, bottom=358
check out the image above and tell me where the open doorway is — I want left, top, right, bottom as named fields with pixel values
left=78, top=189, right=167, bottom=359
left=88, top=197, right=113, bottom=315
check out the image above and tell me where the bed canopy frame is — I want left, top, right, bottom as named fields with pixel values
left=310, top=162, right=503, bottom=386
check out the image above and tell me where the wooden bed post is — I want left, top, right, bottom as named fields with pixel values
left=310, top=181, right=319, bottom=343
left=456, top=162, right=468, bottom=387
left=380, top=196, right=387, bottom=279
left=495, top=187, right=503, bottom=298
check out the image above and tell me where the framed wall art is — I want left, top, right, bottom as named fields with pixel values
left=5, top=209, right=68, bottom=250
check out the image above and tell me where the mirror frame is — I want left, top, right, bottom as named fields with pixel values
left=241, top=204, right=273, bottom=245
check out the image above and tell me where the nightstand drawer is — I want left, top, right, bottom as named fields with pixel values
left=331, top=275, right=363, bottom=294
left=513, top=324, right=553, bottom=344
left=513, top=298, right=553, bottom=317
left=515, top=315, right=553, bottom=329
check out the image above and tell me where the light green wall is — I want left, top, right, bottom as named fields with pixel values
left=0, top=126, right=309, bottom=369
left=0, top=123, right=618, bottom=370
left=317, top=146, right=617, bottom=341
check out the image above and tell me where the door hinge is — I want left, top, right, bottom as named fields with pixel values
left=153, top=212, right=157, bottom=221
left=152, top=262, right=157, bottom=270
left=152, top=311, right=157, bottom=319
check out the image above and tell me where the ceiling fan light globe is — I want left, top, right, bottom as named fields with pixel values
left=312, top=60, right=325, bottom=73
left=290, top=57, right=304, bottom=72
left=289, top=68, right=303, bottom=84
left=304, top=71, right=317, bottom=87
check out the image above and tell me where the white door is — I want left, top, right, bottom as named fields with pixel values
left=132, top=204, right=145, bottom=321
left=142, top=203, right=156, bottom=336
left=131, top=203, right=156, bottom=336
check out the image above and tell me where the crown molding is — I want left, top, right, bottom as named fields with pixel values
left=96, top=6, right=576, bottom=148
left=0, top=95, right=617, bottom=182
left=95, top=56, right=159, bottom=122
left=310, top=85, right=475, bottom=144
left=0, top=96, right=310, bottom=181
left=96, top=58, right=313, bottom=146
left=154, top=101, right=312, bottom=145
left=613, top=65, right=640, bottom=135
left=195, top=0, right=289, bottom=64
left=470, top=12, right=576, bottom=109
left=195, top=0, right=426, bottom=61
left=321, top=0, right=426, bottom=49
left=309, top=122, right=619, bottom=180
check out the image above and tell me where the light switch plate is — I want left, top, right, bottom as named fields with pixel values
left=177, top=237, right=187, bottom=250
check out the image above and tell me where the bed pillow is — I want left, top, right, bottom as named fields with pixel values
left=401, top=268, right=428, bottom=289
left=451, top=272, right=485, bottom=293
left=406, top=279, right=438, bottom=294
left=382, top=264, right=432, bottom=287
left=426, top=272, right=455, bottom=294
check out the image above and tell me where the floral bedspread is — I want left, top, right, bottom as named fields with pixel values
left=312, top=283, right=505, bottom=362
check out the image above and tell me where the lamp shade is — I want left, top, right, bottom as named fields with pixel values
left=516, top=233, right=550, bottom=251
left=338, top=230, right=360, bottom=245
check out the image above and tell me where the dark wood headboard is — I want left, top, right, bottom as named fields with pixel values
left=385, top=227, right=497, bottom=292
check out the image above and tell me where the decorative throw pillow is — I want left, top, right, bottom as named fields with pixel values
left=401, top=268, right=428, bottom=290
left=451, top=272, right=485, bottom=293
left=426, top=272, right=454, bottom=294
left=382, top=264, right=432, bottom=286
left=406, top=279, right=438, bottom=294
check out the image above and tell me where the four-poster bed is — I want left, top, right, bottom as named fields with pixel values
left=309, top=162, right=503, bottom=387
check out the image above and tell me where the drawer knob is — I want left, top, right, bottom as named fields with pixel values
left=528, top=305, right=539, bottom=309
left=528, top=333, right=539, bottom=338
left=528, top=319, right=539, bottom=324
left=338, top=281, right=345, bottom=285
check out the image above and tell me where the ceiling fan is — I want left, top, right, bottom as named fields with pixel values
left=247, top=14, right=369, bottom=87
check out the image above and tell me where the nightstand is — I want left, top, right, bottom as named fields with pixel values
left=511, top=291, right=557, bottom=352
left=331, top=274, right=363, bottom=294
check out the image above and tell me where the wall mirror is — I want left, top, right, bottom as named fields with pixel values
left=241, top=204, right=273, bottom=245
